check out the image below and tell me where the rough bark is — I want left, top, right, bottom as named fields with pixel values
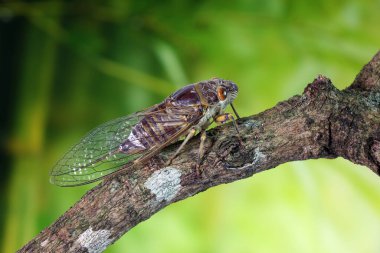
left=18, top=51, right=380, bottom=253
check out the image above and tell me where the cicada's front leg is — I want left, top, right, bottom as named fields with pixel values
left=214, top=113, right=243, bottom=144
left=214, top=113, right=233, bottom=124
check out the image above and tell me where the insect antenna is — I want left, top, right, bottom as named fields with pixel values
left=230, top=116, right=243, bottom=145
left=229, top=103, right=242, bottom=144
left=230, top=103, right=240, bottom=119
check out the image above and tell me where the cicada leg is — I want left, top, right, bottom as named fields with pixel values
left=195, top=130, right=207, bottom=175
left=214, top=113, right=243, bottom=145
left=166, top=128, right=196, bottom=166
left=168, top=128, right=207, bottom=175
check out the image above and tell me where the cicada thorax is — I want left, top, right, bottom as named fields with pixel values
left=120, top=84, right=205, bottom=155
left=195, top=80, right=220, bottom=105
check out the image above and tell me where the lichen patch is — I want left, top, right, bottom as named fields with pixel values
left=243, top=119, right=262, bottom=130
left=76, top=227, right=112, bottom=253
left=144, top=167, right=182, bottom=202
left=252, top=147, right=266, bottom=164
left=109, top=179, right=120, bottom=193
left=227, top=147, right=266, bottom=170
left=40, top=239, right=49, bottom=247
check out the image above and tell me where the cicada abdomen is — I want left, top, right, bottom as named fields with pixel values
left=120, top=85, right=204, bottom=155
left=50, top=78, right=239, bottom=186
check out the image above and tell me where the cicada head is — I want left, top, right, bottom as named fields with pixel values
left=211, top=78, right=239, bottom=110
left=197, top=78, right=239, bottom=110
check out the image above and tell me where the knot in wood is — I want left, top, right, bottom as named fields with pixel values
left=303, top=75, right=334, bottom=99
left=216, top=136, right=253, bottom=168
left=217, top=136, right=241, bottom=158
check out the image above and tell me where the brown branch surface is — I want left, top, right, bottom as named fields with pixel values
left=18, top=51, right=380, bottom=253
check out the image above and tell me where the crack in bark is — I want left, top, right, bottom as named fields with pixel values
left=326, top=114, right=334, bottom=156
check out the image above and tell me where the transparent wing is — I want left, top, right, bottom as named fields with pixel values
left=50, top=113, right=143, bottom=186
left=50, top=106, right=201, bottom=187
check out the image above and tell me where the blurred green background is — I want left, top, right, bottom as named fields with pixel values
left=1, top=0, right=380, bottom=252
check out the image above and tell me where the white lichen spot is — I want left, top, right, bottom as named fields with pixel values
left=252, top=147, right=266, bottom=164
left=227, top=147, right=266, bottom=170
left=144, top=167, right=182, bottom=202
left=110, top=179, right=120, bottom=193
left=243, top=119, right=262, bottom=129
left=76, top=227, right=112, bottom=253
left=40, top=239, right=49, bottom=247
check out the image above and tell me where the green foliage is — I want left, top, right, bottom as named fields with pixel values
left=1, top=0, right=380, bottom=252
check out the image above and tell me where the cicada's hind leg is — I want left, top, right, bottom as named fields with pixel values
left=195, top=130, right=207, bottom=175
left=169, top=128, right=208, bottom=176
left=166, top=128, right=196, bottom=166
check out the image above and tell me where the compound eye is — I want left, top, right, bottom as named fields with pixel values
left=217, top=87, right=227, bottom=101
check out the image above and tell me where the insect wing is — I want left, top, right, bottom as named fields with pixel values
left=50, top=105, right=203, bottom=187
left=50, top=113, right=145, bottom=186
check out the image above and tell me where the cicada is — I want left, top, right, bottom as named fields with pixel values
left=50, top=78, right=240, bottom=186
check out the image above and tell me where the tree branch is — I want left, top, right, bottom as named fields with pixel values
left=18, top=51, right=380, bottom=253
